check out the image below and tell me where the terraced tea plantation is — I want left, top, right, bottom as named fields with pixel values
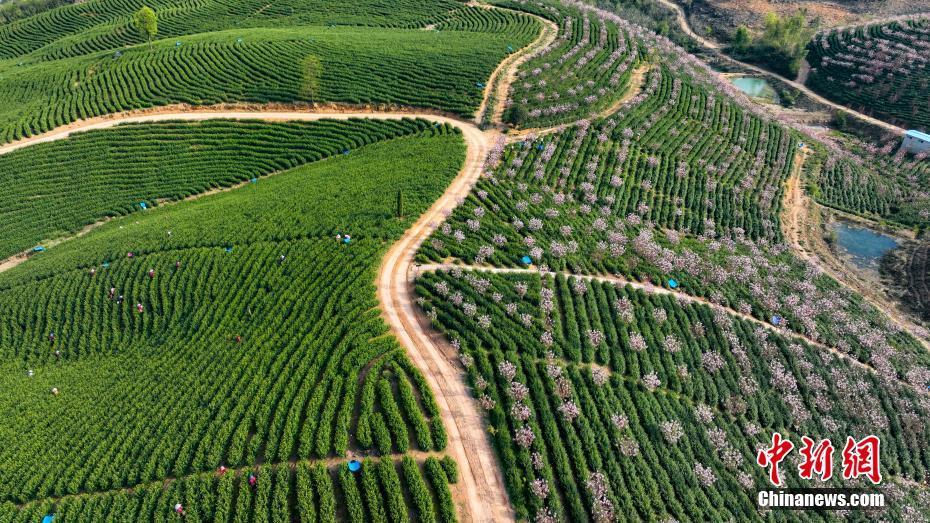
left=0, top=120, right=463, bottom=519
left=806, top=16, right=930, bottom=131
left=3, top=0, right=930, bottom=520
left=494, top=0, right=644, bottom=127
left=804, top=142, right=930, bottom=228
left=0, top=118, right=438, bottom=260
left=415, top=269, right=930, bottom=520
left=0, top=0, right=540, bottom=143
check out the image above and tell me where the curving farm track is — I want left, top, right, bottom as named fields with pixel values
left=0, top=10, right=553, bottom=519
left=652, top=0, right=905, bottom=134
left=0, top=105, right=512, bottom=521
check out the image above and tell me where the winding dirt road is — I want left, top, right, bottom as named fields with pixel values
left=0, top=107, right=512, bottom=522
left=652, top=0, right=904, bottom=134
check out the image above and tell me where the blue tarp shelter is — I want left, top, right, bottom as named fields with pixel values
left=668, top=279, right=679, bottom=289
left=42, top=515, right=54, bottom=523
left=33, top=246, right=46, bottom=252
left=521, top=256, right=532, bottom=265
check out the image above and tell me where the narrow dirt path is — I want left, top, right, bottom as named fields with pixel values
left=505, top=63, right=654, bottom=143
left=780, top=150, right=930, bottom=352
left=416, top=263, right=928, bottom=395
left=478, top=14, right=560, bottom=126
left=652, top=0, right=904, bottom=134
left=593, top=63, right=653, bottom=119
left=653, top=0, right=720, bottom=49
left=377, top=126, right=516, bottom=522
left=0, top=105, right=513, bottom=522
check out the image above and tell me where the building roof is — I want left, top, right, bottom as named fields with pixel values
left=905, top=129, right=930, bottom=142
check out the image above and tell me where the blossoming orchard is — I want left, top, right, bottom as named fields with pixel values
left=0, top=0, right=928, bottom=520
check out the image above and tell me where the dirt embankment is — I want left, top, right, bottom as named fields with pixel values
left=781, top=149, right=930, bottom=351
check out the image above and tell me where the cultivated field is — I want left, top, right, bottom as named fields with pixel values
left=2, top=0, right=929, bottom=520
left=803, top=139, right=930, bottom=228
left=806, top=16, right=930, bottom=131
left=0, top=0, right=539, bottom=142
left=0, top=121, right=464, bottom=519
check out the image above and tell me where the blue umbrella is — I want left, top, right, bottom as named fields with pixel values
left=668, top=279, right=678, bottom=289
left=139, top=202, right=147, bottom=210
left=42, top=515, right=54, bottom=523
left=347, top=460, right=361, bottom=472
left=521, top=256, right=532, bottom=265
left=771, top=314, right=783, bottom=326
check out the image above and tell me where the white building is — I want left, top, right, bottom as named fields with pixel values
left=902, top=129, right=930, bottom=155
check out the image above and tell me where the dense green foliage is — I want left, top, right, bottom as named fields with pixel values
left=0, top=458, right=455, bottom=522
left=806, top=17, right=930, bottom=131
left=0, top=0, right=464, bottom=59
left=0, top=0, right=541, bottom=143
left=417, top=66, right=930, bottom=388
left=415, top=269, right=930, bottom=521
left=131, top=6, right=157, bottom=49
left=0, top=118, right=438, bottom=260
left=0, top=122, right=462, bottom=505
left=424, top=67, right=795, bottom=247
left=730, top=11, right=815, bottom=78
left=0, top=0, right=70, bottom=24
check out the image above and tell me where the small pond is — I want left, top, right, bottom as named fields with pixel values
left=730, top=76, right=780, bottom=104
left=831, top=221, right=899, bottom=270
